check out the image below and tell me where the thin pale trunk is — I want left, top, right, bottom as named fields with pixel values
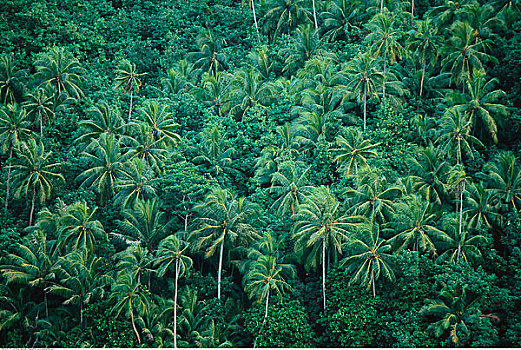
left=457, top=181, right=465, bottom=262
left=372, top=270, right=376, bottom=298
left=411, top=0, right=415, bottom=17
left=363, top=83, right=367, bottom=131
left=40, top=113, right=43, bottom=138
left=29, top=186, right=36, bottom=226
left=44, top=292, right=49, bottom=318
left=354, top=157, right=358, bottom=174
left=457, top=139, right=461, bottom=165
left=174, top=258, right=179, bottom=348
left=80, top=302, right=83, bottom=326
left=291, top=202, right=295, bottom=222
left=148, top=272, right=151, bottom=290
left=4, top=146, right=12, bottom=214
left=254, top=289, right=269, bottom=348
left=419, top=61, right=425, bottom=96
left=322, top=236, right=326, bottom=312
left=130, top=307, right=141, bottom=344
left=251, top=0, right=261, bottom=44
left=383, top=58, right=387, bottom=98
left=381, top=0, right=384, bottom=13
left=312, top=0, right=319, bottom=31
left=128, top=89, right=134, bottom=122
left=218, top=239, right=224, bottom=300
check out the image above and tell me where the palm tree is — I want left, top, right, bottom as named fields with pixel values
left=244, top=255, right=292, bottom=347
left=48, top=250, right=112, bottom=326
left=114, top=59, right=145, bottom=122
left=114, top=158, right=157, bottom=209
left=464, top=182, right=500, bottom=229
left=155, top=235, right=193, bottom=348
left=1, top=231, right=60, bottom=317
left=117, top=198, right=168, bottom=252
left=343, top=52, right=384, bottom=130
left=0, top=53, right=26, bottom=104
left=387, top=194, right=447, bottom=255
left=293, top=185, right=359, bottom=311
left=282, top=24, right=330, bottom=75
left=127, top=124, right=169, bottom=171
left=436, top=214, right=489, bottom=264
left=341, top=222, right=395, bottom=298
left=446, top=164, right=469, bottom=247
left=190, top=187, right=260, bottom=300
left=59, top=201, right=107, bottom=252
left=187, top=28, right=228, bottom=77
left=0, top=285, right=38, bottom=332
left=162, top=59, right=197, bottom=95
left=116, top=244, right=155, bottom=288
left=441, top=21, right=497, bottom=89
left=407, top=144, right=448, bottom=205
left=270, top=161, right=314, bottom=220
left=23, top=87, right=54, bottom=137
left=193, top=126, right=238, bottom=178
left=366, top=10, right=404, bottom=98
left=321, top=0, right=361, bottom=42
left=227, top=67, right=276, bottom=116
left=0, top=103, right=34, bottom=213
left=262, top=0, right=312, bottom=39
left=426, top=0, right=472, bottom=29
left=435, top=108, right=483, bottom=166
left=11, top=138, right=65, bottom=225
left=420, top=284, right=481, bottom=346
left=138, top=100, right=180, bottom=148
left=243, top=0, right=262, bottom=43
left=332, top=127, right=380, bottom=176
left=194, top=72, right=233, bottom=117
left=447, top=69, right=508, bottom=144
left=485, top=151, right=521, bottom=213
left=77, top=133, right=132, bottom=204
left=34, top=47, right=84, bottom=100
left=110, top=271, right=149, bottom=344
left=406, top=19, right=440, bottom=96
left=75, top=101, right=128, bottom=147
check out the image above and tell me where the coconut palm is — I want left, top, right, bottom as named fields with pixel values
left=11, top=138, right=65, bottom=226
left=190, top=187, right=261, bottom=300
left=114, top=59, right=145, bottom=122
left=420, top=284, right=481, bottom=346
left=116, top=244, right=155, bottom=290
left=193, top=126, right=238, bottom=178
left=447, top=69, right=508, bottom=144
left=127, top=124, right=169, bottom=171
left=321, top=0, right=361, bottom=42
left=293, top=186, right=359, bottom=311
left=282, top=24, right=330, bottom=75
left=446, top=164, right=470, bottom=246
left=0, top=103, right=35, bottom=213
left=243, top=0, right=262, bottom=43
left=343, top=52, right=384, bottom=130
left=0, top=285, right=38, bottom=332
left=464, top=182, right=500, bottom=229
left=76, top=133, right=132, bottom=204
left=162, top=59, right=197, bottom=95
left=138, top=100, right=180, bottom=148
left=262, top=0, right=312, bottom=39
left=114, top=158, right=157, bottom=209
left=332, top=127, right=380, bottom=176
left=74, top=101, right=128, bottom=147
left=59, top=201, right=106, bottom=252
left=187, top=28, right=228, bottom=77
left=23, top=87, right=54, bottom=137
left=227, top=67, right=276, bottom=116
left=387, top=194, right=448, bottom=255
left=435, top=108, right=483, bottom=166
left=0, top=53, right=26, bottom=104
left=155, top=235, right=193, bottom=348
left=407, top=144, right=448, bottom=205
left=341, top=222, right=395, bottom=298
left=485, top=151, right=521, bottom=213
left=34, top=47, right=84, bottom=100
left=244, top=254, right=292, bottom=347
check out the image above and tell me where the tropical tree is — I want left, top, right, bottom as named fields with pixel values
left=464, top=182, right=500, bottom=229
left=59, top=201, right=107, bottom=252
left=77, top=133, right=132, bottom=204
left=0, top=285, right=38, bottom=332
left=114, top=59, right=145, bottom=122
left=0, top=53, right=26, bottom=104
left=321, top=0, right=361, bottom=42
left=341, top=222, right=395, bottom=298
left=332, top=126, right=379, bottom=176
left=270, top=161, right=314, bottom=220
left=343, top=52, right=384, bottom=130
left=127, top=124, right=169, bottom=171
left=162, top=59, right=197, bottom=95
left=420, top=284, right=482, bottom=346
left=194, top=72, right=232, bottom=117
left=262, top=0, right=312, bottom=39
left=189, top=187, right=260, bottom=300
left=387, top=194, right=447, bottom=255
left=447, top=69, right=508, bottom=144
left=11, top=138, right=64, bottom=226
left=114, top=158, right=157, bottom=209
left=243, top=0, right=262, bottom=43
left=435, top=108, right=483, bottom=166
left=446, top=164, right=469, bottom=244
left=155, top=235, right=193, bottom=348
left=485, top=151, right=521, bottom=213
left=23, top=87, right=54, bottom=137
left=293, top=185, right=359, bottom=311
left=193, top=126, right=238, bottom=178
left=282, top=24, right=330, bottom=75
left=34, top=47, right=84, bottom=100
left=110, top=272, right=149, bottom=344
left=116, top=244, right=155, bottom=290
left=244, top=255, right=292, bottom=347
left=138, top=100, right=180, bottom=148
left=227, top=67, right=276, bottom=116
left=406, top=19, right=440, bottom=96
left=0, top=103, right=34, bottom=213
left=75, top=101, right=128, bottom=146
left=187, top=28, right=228, bottom=76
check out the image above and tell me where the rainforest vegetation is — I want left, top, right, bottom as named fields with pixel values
left=0, top=0, right=521, bottom=347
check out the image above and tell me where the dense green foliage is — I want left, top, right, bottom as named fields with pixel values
left=1, top=0, right=521, bottom=347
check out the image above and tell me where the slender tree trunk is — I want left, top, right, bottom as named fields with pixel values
left=29, top=186, right=36, bottom=226
left=457, top=181, right=465, bottom=262
left=218, top=240, right=224, bottom=300
left=44, top=291, right=49, bottom=318
left=251, top=0, right=261, bottom=44
left=372, top=270, right=376, bottom=298
left=312, top=0, right=319, bottom=31
left=40, top=113, right=43, bottom=138
left=128, top=89, right=134, bottom=122
left=420, top=62, right=426, bottom=96
left=354, top=157, right=358, bottom=174
left=174, top=258, right=179, bottom=348
left=363, top=83, right=367, bottom=131
left=130, top=307, right=141, bottom=343
left=457, top=139, right=461, bottom=165
left=148, top=272, right=151, bottom=290
left=5, top=146, right=12, bottom=214
left=382, top=58, right=387, bottom=98
left=254, top=289, right=270, bottom=348
left=381, top=0, right=384, bottom=13
left=291, top=203, right=295, bottom=222
left=322, top=236, right=326, bottom=312
left=80, top=302, right=83, bottom=326
left=411, top=0, right=415, bottom=17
